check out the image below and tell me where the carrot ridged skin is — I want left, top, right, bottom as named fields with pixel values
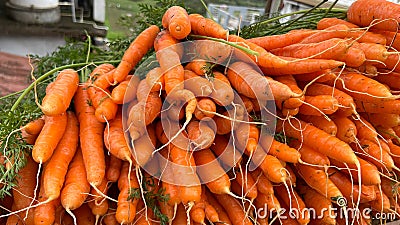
left=113, top=25, right=160, bottom=83
left=43, top=111, right=79, bottom=200
left=347, top=0, right=400, bottom=32
left=60, top=149, right=90, bottom=211
left=74, top=85, right=106, bottom=187
left=41, top=69, right=79, bottom=116
left=162, top=6, right=191, bottom=39
left=32, top=112, right=68, bottom=164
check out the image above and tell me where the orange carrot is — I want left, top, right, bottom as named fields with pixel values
left=274, top=183, right=310, bottom=225
left=162, top=6, right=191, bottom=39
left=355, top=42, right=390, bottom=62
left=270, top=37, right=349, bottom=60
left=352, top=115, right=378, bottom=142
left=210, top=135, right=242, bottom=169
left=328, top=168, right=377, bottom=203
left=289, top=140, right=331, bottom=168
left=303, top=82, right=356, bottom=117
left=258, top=154, right=288, bottom=183
left=87, top=85, right=118, bottom=123
left=300, top=24, right=387, bottom=45
left=298, top=95, right=339, bottom=116
left=293, top=69, right=337, bottom=83
left=12, top=155, right=37, bottom=225
left=233, top=168, right=258, bottom=200
left=61, top=149, right=90, bottom=212
left=189, top=13, right=228, bottom=39
left=296, top=164, right=343, bottom=202
left=113, top=25, right=159, bottom=83
left=210, top=71, right=235, bottom=106
left=374, top=70, right=400, bottom=90
left=184, top=59, right=208, bottom=76
left=214, top=194, right=253, bottom=225
left=204, top=190, right=232, bottom=225
left=347, top=0, right=400, bottom=32
left=298, top=114, right=338, bottom=136
left=352, top=139, right=396, bottom=171
left=235, top=122, right=260, bottom=155
left=131, top=124, right=157, bottom=166
left=41, top=69, right=79, bottom=116
left=370, top=186, right=391, bottom=213
left=74, top=85, right=106, bottom=187
left=43, top=111, right=79, bottom=201
left=34, top=180, right=60, bottom=225
left=187, top=120, right=215, bottom=150
left=331, top=116, right=358, bottom=143
left=92, top=65, right=115, bottom=91
left=330, top=156, right=381, bottom=185
left=111, top=75, right=140, bottom=104
left=194, top=97, right=216, bottom=120
left=32, top=113, right=68, bottom=163
left=104, top=109, right=131, bottom=161
left=145, top=67, right=164, bottom=93
left=365, top=112, right=400, bottom=128
left=159, top=148, right=181, bottom=206
left=116, top=162, right=140, bottom=224
left=106, top=155, right=122, bottom=182
left=213, top=105, right=246, bottom=135
left=274, top=75, right=304, bottom=109
left=261, top=136, right=301, bottom=163
left=317, top=17, right=359, bottom=29
left=87, top=178, right=109, bottom=220
left=280, top=118, right=359, bottom=165
left=184, top=69, right=213, bottom=96
left=23, top=117, right=44, bottom=135
left=247, top=29, right=317, bottom=50
left=170, top=144, right=202, bottom=204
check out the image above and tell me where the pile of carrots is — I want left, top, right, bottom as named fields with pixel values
left=5, top=0, right=400, bottom=224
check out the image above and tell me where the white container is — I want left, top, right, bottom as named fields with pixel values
left=9, top=0, right=59, bottom=9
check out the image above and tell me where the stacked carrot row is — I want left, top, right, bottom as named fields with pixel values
left=4, top=0, right=400, bottom=224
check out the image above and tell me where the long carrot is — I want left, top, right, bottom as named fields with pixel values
left=189, top=13, right=228, bottom=39
left=43, top=111, right=79, bottom=201
left=116, top=162, right=140, bottom=224
left=113, top=25, right=160, bottom=83
left=279, top=118, right=358, bottom=165
left=74, top=85, right=106, bottom=187
left=235, top=122, right=260, bottom=155
left=347, top=0, right=400, bottom=32
left=289, top=140, right=331, bottom=168
left=316, top=17, right=359, bottom=29
left=40, top=69, right=79, bottom=116
left=32, top=113, right=68, bottom=164
left=298, top=114, right=338, bottom=136
left=298, top=95, right=339, bottom=116
left=247, top=29, right=318, bottom=50
left=60, top=149, right=90, bottom=213
left=162, top=6, right=191, bottom=40
left=331, top=116, right=358, bottom=143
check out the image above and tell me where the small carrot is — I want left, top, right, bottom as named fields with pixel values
left=111, top=75, right=140, bottom=104
left=106, top=155, right=122, bottom=182
left=194, top=97, right=216, bottom=120
left=184, top=69, right=213, bottom=96
left=289, top=140, right=331, bottom=168
left=210, top=71, right=235, bottom=106
left=331, top=116, right=358, bottom=143
left=87, top=85, right=118, bottom=123
left=32, top=113, right=68, bottom=163
left=214, top=194, right=253, bottom=225
left=296, top=164, right=343, bottom=202
left=61, top=149, right=90, bottom=212
left=274, top=183, right=310, bottom=225
left=23, top=117, right=44, bottom=135
left=189, top=13, right=228, bottom=39
left=355, top=42, right=391, bottom=62
left=330, top=156, right=381, bottom=185
left=261, top=136, right=301, bottom=163
left=184, top=59, right=208, bottom=76
left=116, top=162, right=140, bottom=224
left=364, top=112, right=400, bottom=128
left=328, top=168, right=377, bottom=203
left=41, top=69, right=79, bottom=116
left=298, top=95, right=339, bottom=116
left=210, top=135, right=242, bottom=169
left=74, top=85, right=106, bottom=187
left=43, top=111, right=79, bottom=201
left=187, top=120, right=215, bottom=150
left=298, top=114, right=338, bottom=136
left=162, top=6, right=191, bottom=40
left=104, top=109, right=132, bottom=161
left=113, top=25, right=160, bottom=83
